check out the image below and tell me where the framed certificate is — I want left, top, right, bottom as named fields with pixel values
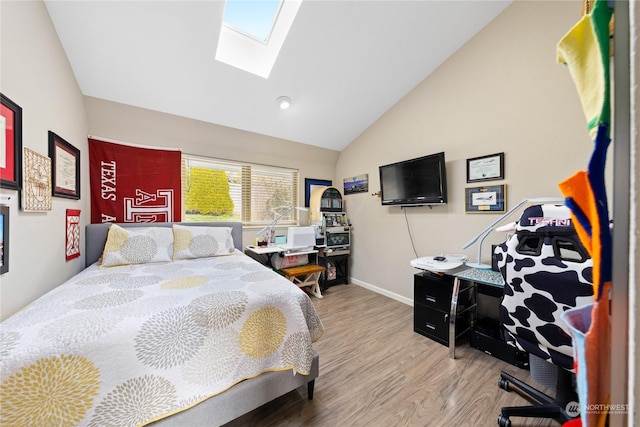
left=466, top=152, right=504, bottom=183
left=48, top=131, right=80, bottom=199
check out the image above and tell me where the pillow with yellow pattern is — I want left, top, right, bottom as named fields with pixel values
left=172, top=225, right=235, bottom=260
left=101, top=224, right=174, bottom=267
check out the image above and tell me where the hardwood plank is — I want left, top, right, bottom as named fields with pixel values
left=224, top=284, right=559, bottom=427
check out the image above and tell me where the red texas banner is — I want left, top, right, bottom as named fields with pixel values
left=89, top=138, right=182, bottom=223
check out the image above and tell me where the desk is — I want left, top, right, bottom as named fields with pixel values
left=412, top=261, right=504, bottom=360
left=245, top=245, right=282, bottom=267
left=245, top=245, right=318, bottom=268
left=449, top=267, right=504, bottom=359
left=246, top=245, right=323, bottom=298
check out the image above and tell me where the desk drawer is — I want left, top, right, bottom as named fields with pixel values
left=414, top=304, right=471, bottom=346
left=414, top=306, right=449, bottom=344
left=414, top=272, right=453, bottom=311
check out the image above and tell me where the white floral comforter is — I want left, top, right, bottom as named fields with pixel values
left=0, top=250, right=324, bottom=426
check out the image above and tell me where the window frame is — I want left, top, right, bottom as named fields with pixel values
left=182, top=153, right=299, bottom=227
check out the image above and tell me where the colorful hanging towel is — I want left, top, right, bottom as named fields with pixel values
left=556, top=1, right=613, bottom=426
left=558, top=125, right=612, bottom=427
left=558, top=124, right=612, bottom=300
left=561, top=282, right=611, bottom=427
left=557, top=0, right=612, bottom=138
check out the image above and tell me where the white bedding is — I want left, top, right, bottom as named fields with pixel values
left=0, top=250, right=324, bottom=426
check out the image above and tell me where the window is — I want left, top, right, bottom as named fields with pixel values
left=216, top=0, right=301, bottom=78
left=223, top=0, right=283, bottom=43
left=182, top=154, right=299, bottom=226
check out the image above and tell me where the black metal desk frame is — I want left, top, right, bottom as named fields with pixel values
left=446, top=267, right=505, bottom=359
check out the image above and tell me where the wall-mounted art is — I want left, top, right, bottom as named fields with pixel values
left=343, top=174, right=368, bottom=195
left=466, top=152, right=504, bottom=183
left=23, top=148, right=52, bottom=211
left=0, top=94, right=23, bottom=191
left=66, top=209, right=81, bottom=261
left=0, top=204, right=8, bottom=274
left=304, top=178, right=332, bottom=207
left=465, top=184, right=506, bottom=213
left=49, top=131, right=80, bottom=199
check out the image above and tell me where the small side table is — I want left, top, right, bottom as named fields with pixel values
left=317, top=251, right=349, bottom=289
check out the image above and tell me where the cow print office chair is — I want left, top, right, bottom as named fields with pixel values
left=494, top=204, right=594, bottom=427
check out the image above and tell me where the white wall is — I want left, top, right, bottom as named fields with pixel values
left=336, top=1, right=605, bottom=303
left=0, top=1, right=90, bottom=320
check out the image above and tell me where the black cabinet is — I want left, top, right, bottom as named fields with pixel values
left=318, top=253, right=349, bottom=289
left=413, top=272, right=475, bottom=346
left=470, top=317, right=529, bottom=368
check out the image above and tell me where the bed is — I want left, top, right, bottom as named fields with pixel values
left=0, top=221, right=323, bottom=427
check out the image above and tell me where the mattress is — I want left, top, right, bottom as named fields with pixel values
left=0, top=250, right=324, bottom=426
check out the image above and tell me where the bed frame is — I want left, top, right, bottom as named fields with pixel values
left=85, top=221, right=319, bottom=426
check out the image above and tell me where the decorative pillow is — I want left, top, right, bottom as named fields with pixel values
left=101, top=224, right=174, bottom=267
left=172, top=225, right=235, bottom=260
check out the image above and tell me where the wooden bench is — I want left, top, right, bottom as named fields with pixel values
left=280, top=264, right=325, bottom=298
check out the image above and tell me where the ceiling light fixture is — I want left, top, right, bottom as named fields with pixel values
left=276, top=96, right=292, bottom=110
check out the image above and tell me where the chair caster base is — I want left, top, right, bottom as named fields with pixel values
left=497, top=415, right=512, bottom=427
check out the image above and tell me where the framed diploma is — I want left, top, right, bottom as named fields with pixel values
left=48, top=131, right=80, bottom=199
left=466, top=152, right=504, bottom=183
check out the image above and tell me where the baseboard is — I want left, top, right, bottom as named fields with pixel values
left=350, top=278, right=413, bottom=307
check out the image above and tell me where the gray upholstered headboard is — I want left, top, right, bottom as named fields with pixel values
left=85, top=222, right=244, bottom=268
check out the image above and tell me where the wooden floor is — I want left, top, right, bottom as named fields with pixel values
left=225, top=284, right=558, bottom=427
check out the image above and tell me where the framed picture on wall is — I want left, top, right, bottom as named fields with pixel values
left=343, top=174, right=368, bottom=195
left=49, top=131, right=80, bottom=199
left=0, top=94, right=23, bottom=191
left=66, top=209, right=81, bottom=261
left=466, top=152, right=504, bottom=183
left=304, top=178, right=332, bottom=207
left=22, top=148, right=52, bottom=211
left=0, top=205, right=9, bottom=274
left=465, top=184, right=506, bottom=213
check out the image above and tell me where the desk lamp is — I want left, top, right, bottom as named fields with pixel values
left=256, top=206, right=308, bottom=246
left=463, top=197, right=564, bottom=268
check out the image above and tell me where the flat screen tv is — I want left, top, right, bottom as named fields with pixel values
left=379, top=152, right=447, bottom=206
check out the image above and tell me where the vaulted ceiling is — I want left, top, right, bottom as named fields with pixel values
left=44, top=1, right=511, bottom=152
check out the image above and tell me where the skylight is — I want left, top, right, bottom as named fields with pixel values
left=223, top=0, right=282, bottom=43
left=216, top=0, right=302, bottom=79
